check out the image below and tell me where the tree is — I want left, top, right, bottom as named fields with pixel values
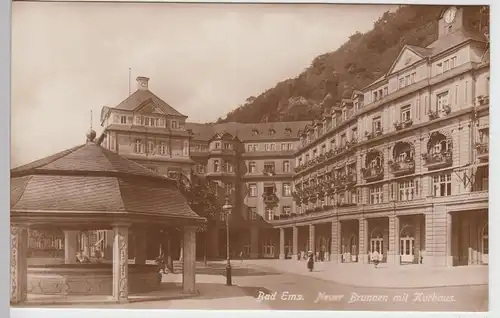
left=174, top=171, right=220, bottom=265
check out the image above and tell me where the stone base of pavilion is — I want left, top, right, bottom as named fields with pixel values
left=16, top=281, right=199, bottom=307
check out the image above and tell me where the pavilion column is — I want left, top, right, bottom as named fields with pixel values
left=292, top=226, right=298, bottom=260
left=279, top=228, right=285, bottom=260
left=182, top=226, right=197, bottom=294
left=112, top=224, right=129, bottom=303
left=11, top=225, right=28, bottom=304
left=82, top=232, right=90, bottom=257
left=134, top=229, right=147, bottom=265
left=64, top=230, right=78, bottom=264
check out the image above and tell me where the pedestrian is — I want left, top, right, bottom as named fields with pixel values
left=155, top=253, right=167, bottom=274
left=307, top=251, right=314, bottom=272
left=372, top=250, right=380, bottom=268
left=239, top=251, right=244, bottom=264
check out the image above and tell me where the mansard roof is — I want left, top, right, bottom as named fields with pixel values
left=186, top=121, right=310, bottom=142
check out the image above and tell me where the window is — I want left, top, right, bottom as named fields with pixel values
left=369, top=186, right=383, bottom=204
left=437, top=91, right=449, bottom=112
left=215, top=142, right=220, bottom=149
left=450, top=56, right=457, bottom=69
left=313, top=149, right=318, bottom=158
left=144, top=117, right=150, bottom=126
left=248, top=161, right=256, bottom=173
left=120, top=115, right=127, bottom=124
left=270, top=143, right=276, bottom=151
left=283, top=161, right=290, bottom=172
left=171, top=120, right=178, bottom=129
left=269, top=129, right=276, bottom=135
left=253, top=144, right=258, bottom=152
left=223, top=143, right=231, bottom=150
left=249, top=184, right=257, bottom=197
left=432, top=173, right=452, bottom=197
left=249, top=207, right=258, bottom=220
left=135, top=116, right=141, bottom=125
left=263, top=162, right=275, bottom=174
left=281, top=143, right=287, bottom=151
left=373, top=92, right=378, bottom=102
left=224, top=183, right=233, bottom=195
left=159, top=118, right=165, bottom=127
left=247, top=144, right=253, bottom=152
left=401, top=105, right=411, bottom=122
left=352, top=127, right=358, bottom=141
left=266, top=208, right=274, bottom=221
left=224, top=161, right=233, bottom=173
left=340, top=134, right=347, bottom=147
left=252, top=129, right=259, bottom=135
left=213, top=160, right=220, bottom=172
left=399, top=78, right=404, bottom=89
left=436, top=62, right=443, bottom=75
left=305, top=154, right=310, bottom=162
left=264, top=144, right=270, bottom=151
left=405, top=75, right=410, bottom=86
left=134, top=139, right=143, bottom=153
left=159, top=142, right=168, bottom=155
left=411, top=72, right=416, bottom=84
left=321, top=144, right=326, bottom=154
left=264, top=185, right=275, bottom=195
left=444, top=60, right=450, bottom=72
left=287, top=143, right=293, bottom=151
left=147, top=141, right=155, bottom=154
left=398, top=180, right=418, bottom=201
left=372, top=116, right=381, bottom=132
left=283, top=206, right=291, bottom=216
left=282, top=183, right=292, bottom=196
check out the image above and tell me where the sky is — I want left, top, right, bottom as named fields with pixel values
left=11, top=2, right=397, bottom=168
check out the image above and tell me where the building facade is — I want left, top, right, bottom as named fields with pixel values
left=99, top=6, right=489, bottom=266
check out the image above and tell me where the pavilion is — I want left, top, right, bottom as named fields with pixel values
left=10, top=130, right=205, bottom=304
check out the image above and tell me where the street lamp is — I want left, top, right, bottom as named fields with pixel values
left=222, top=196, right=233, bottom=286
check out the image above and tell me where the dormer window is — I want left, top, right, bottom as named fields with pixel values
left=120, top=115, right=127, bottom=124
left=284, top=128, right=292, bottom=135
left=171, top=120, right=178, bottom=129
left=269, top=129, right=276, bottom=135
left=383, top=87, right=388, bottom=96
left=215, top=142, right=220, bottom=149
left=252, top=129, right=259, bottom=135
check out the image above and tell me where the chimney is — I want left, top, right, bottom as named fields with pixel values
left=136, top=76, right=150, bottom=90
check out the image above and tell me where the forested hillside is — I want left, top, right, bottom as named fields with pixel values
left=217, top=5, right=489, bottom=124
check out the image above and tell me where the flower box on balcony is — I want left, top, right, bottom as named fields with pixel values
left=262, top=193, right=278, bottom=204
left=313, top=206, right=323, bottom=212
left=305, top=209, right=314, bottom=214
left=475, top=142, right=489, bottom=160
left=290, top=213, right=297, bottom=217
left=273, top=215, right=280, bottom=220
left=322, top=204, right=333, bottom=211
left=361, top=166, right=384, bottom=182
left=262, top=169, right=276, bottom=176
left=443, top=105, right=451, bottom=115
left=428, top=111, right=439, bottom=120
left=389, top=159, right=415, bottom=176
left=422, top=150, right=452, bottom=169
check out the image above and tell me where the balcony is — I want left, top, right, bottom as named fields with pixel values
left=388, top=159, right=415, bottom=176
left=393, top=119, right=413, bottom=131
left=361, top=166, right=384, bottom=182
left=422, top=150, right=453, bottom=170
left=475, top=142, right=489, bottom=161
left=262, top=169, right=276, bottom=176
left=262, top=193, right=279, bottom=204
left=365, top=128, right=383, bottom=140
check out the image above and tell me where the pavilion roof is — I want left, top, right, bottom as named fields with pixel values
left=11, top=136, right=205, bottom=228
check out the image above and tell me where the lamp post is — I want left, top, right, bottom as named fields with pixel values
left=222, top=197, right=233, bottom=286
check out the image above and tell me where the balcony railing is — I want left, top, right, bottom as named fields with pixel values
left=262, top=169, right=276, bottom=176
left=365, top=128, right=383, bottom=140
left=393, top=120, right=413, bottom=131
left=294, top=141, right=357, bottom=174
left=475, top=142, right=489, bottom=160
left=422, top=150, right=452, bottom=169
left=262, top=193, right=278, bottom=204
left=388, top=159, right=415, bottom=176
left=361, top=166, right=384, bottom=182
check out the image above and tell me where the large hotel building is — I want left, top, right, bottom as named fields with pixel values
left=97, top=6, right=489, bottom=267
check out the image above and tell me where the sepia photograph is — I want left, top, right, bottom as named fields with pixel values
left=10, top=1, right=490, bottom=314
